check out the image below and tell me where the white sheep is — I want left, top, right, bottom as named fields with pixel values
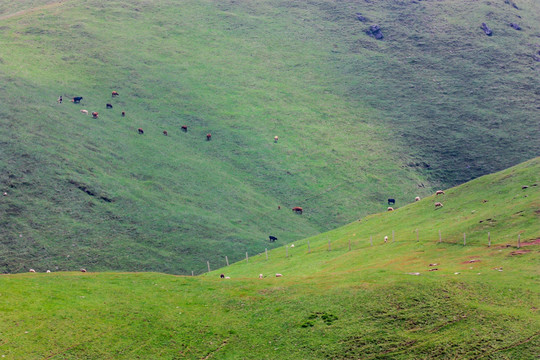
left=290, top=244, right=294, bottom=248
left=29, top=269, right=36, bottom=273
left=225, top=276, right=231, bottom=279
left=275, top=273, right=283, bottom=277
left=384, top=236, right=388, bottom=243
left=259, top=274, right=263, bottom=279
left=80, top=109, right=88, bottom=115
left=435, top=190, right=445, bottom=195
left=46, top=270, right=51, bottom=273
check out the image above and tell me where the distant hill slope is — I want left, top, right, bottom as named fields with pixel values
left=1, top=158, right=538, bottom=359
left=0, top=0, right=538, bottom=274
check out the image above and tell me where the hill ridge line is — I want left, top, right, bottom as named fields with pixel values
left=0, top=1, right=66, bottom=21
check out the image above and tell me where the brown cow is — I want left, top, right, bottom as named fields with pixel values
left=436, top=190, right=445, bottom=195
left=92, top=112, right=99, bottom=119
left=121, top=111, right=125, bottom=117
left=292, top=206, right=303, bottom=214
left=206, top=133, right=212, bottom=141
left=138, top=128, right=144, bottom=134
left=181, top=125, right=188, bottom=132
left=163, top=130, right=168, bottom=136
left=435, top=202, right=443, bottom=208
left=112, top=91, right=119, bottom=97
left=387, top=207, right=394, bottom=211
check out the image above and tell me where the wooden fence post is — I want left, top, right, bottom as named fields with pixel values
left=192, top=270, right=194, bottom=276
left=207, top=261, right=210, bottom=273
left=226, top=256, right=229, bottom=266
left=488, top=232, right=491, bottom=247
left=518, top=234, right=521, bottom=248
left=463, top=233, right=466, bottom=246
left=439, top=229, right=442, bottom=243
left=265, top=248, right=268, bottom=260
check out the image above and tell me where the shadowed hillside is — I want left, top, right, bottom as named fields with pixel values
left=0, top=0, right=538, bottom=274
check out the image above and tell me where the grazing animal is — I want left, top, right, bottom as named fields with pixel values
left=121, top=111, right=125, bottom=117
left=435, top=202, right=443, bottom=208
left=384, top=236, right=388, bottom=243
left=106, top=103, right=113, bottom=109
left=46, top=270, right=51, bottom=273
left=3, top=192, right=7, bottom=196
left=387, top=207, right=394, bottom=211
left=92, top=112, right=99, bottom=119
left=112, top=91, right=119, bottom=97
left=163, top=130, right=168, bottom=136
left=57, top=96, right=63, bottom=103
left=259, top=274, right=263, bottom=279
left=81, top=109, right=88, bottom=115
left=436, top=190, right=445, bottom=195
left=220, top=274, right=225, bottom=279
left=72, top=96, right=83, bottom=103
left=274, top=136, right=279, bottom=143
left=206, top=133, right=212, bottom=141
left=388, top=198, right=395, bottom=205
left=292, top=206, right=303, bottom=214
left=278, top=205, right=281, bottom=210
left=138, top=128, right=144, bottom=135
left=80, top=268, right=87, bottom=272
left=290, top=244, right=294, bottom=248
left=275, top=273, right=283, bottom=277
left=225, top=276, right=230, bottom=279
left=415, top=196, right=421, bottom=202
left=269, top=235, right=278, bottom=242
left=181, top=125, right=188, bottom=132
left=29, top=269, right=36, bottom=273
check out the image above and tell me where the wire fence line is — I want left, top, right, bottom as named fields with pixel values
left=198, top=230, right=529, bottom=275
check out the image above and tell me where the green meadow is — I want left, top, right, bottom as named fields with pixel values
left=0, top=0, right=539, bottom=274
left=0, top=158, right=538, bottom=359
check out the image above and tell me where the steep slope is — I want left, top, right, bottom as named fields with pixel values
left=0, top=0, right=538, bottom=274
left=0, top=158, right=538, bottom=359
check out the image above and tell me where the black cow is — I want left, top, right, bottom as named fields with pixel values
left=388, top=198, right=395, bottom=205
left=269, top=236, right=278, bottom=242
left=106, top=103, right=113, bottom=109
left=72, top=96, right=83, bottom=103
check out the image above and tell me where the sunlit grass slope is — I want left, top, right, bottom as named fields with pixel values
left=0, top=158, right=538, bottom=359
left=1, top=0, right=539, bottom=274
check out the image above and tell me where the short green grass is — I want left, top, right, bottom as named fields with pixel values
left=0, top=0, right=539, bottom=274
left=0, top=158, right=538, bottom=359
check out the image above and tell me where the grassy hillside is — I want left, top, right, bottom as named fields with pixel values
left=0, top=158, right=538, bottom=359
left=1, top=0, right=539, bottom=274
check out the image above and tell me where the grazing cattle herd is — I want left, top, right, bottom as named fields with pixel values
left=40, top=91, right=452, bottom=273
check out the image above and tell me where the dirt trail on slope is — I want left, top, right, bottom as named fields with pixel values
left=0, top=1, right=67, bottom=21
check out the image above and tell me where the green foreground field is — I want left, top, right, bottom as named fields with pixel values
left=1, top=158, right=538, bottom=359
